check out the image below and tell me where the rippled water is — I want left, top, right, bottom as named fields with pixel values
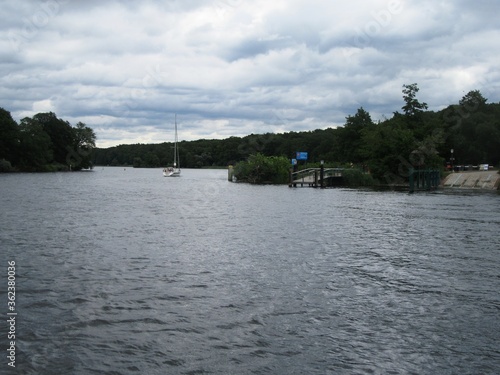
left=1, top=167, right=499, bottom=374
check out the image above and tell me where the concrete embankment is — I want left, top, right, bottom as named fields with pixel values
left=441, top=170, right=500, bottom=190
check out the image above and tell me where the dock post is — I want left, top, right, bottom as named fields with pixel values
left=409, top=168, right=414, bottom=193
left=320, top=161, right=324, bottom=188
left=433, top=170, right=440, bottom=188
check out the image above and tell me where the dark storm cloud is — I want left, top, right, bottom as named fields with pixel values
left=1, top=0, right=499, bottom=147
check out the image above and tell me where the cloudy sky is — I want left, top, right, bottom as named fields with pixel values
left=1, top=0, right=499, bottom=148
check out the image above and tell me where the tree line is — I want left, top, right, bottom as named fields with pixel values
left=0, top=109, right=96, bottom=172
left=93, top=85, right=500, bottom=182
left=2, top=85, right=498, bottom=180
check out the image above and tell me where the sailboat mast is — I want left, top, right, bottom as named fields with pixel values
left=163, top=114, right=181, bottom=177
left=173, top=114, right=177, bottom=167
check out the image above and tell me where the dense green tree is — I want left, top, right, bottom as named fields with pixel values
left=0, top=110, right=97, bottom=171
left=69, top=122, right=97, bottom=169
left=30, top=112, right=75, bottom=165
left=234, top=153, right=290, bottom=184
left=438, top=90, right=499, bottom=166
left=360, top=117, right=416, bottom=181
left=459, top=90, right=487, bottom=112
left=18, top=118, right=53, bottom=170
left=402, top=83, right=428, bottom=119
left=144, top=152, right=161, bottom=167
left=0, top=108, right=20, bottom=165
left=275, top=131, right=309, bottom=159
left=133, top=157, right=143, bottom=168
left=336, top=107, right=374, bottom=163
left=216, top=136, right=242, bottom=165
left=310, top=128, right=338, bottom=162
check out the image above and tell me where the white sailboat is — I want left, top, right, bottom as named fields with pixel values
left=163, top=115, right=181, bottom=177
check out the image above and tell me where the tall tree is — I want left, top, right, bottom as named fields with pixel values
left=459, top=90, right=487, bottom=112
left=33, top=112, right=74, bottom=165
left=18, top=117, right=53, bottom=169
left=337, top=107, right=374, bottom=163
left=360, top=116, right=416, bottom=181
left=402, top=83, right=428, bottom=118
left=0, top=108, right=20, bottom=165
left=70, top=122, right=97, bottom=169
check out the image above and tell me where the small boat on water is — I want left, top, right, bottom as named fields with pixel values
left=163, top=114, right=181, bottom=177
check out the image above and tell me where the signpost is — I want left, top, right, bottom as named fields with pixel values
left=292, top=152, right=308, bottom=184
left=296, top=152, right=308, bottom=160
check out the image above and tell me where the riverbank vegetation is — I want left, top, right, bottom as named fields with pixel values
left=233, top=154, right=290, bottom=184
left=90, top=86, right=499, bottom=185
left=340, top=169, right=377, bottom=187
left=0, top=109, right=96, bottom=172
left=3, top=85, right=499, bottom=181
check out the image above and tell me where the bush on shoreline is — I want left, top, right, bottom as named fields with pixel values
left=0, top=159, right=14, bottom=172
left=234, top=153, right=290, bottom=184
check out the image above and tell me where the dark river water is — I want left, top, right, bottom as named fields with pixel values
left=1, top=167, right=499, bottom=374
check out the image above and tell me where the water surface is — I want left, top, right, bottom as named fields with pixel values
left=1, top=167, right=499, bottom=374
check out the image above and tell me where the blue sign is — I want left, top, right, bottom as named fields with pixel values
left=296, top=152, right=308, bottom=160
left=291, top=159, right=297, bottom=165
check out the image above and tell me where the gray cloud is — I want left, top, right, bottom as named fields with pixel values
left=1, top=0, right=499, bottom=147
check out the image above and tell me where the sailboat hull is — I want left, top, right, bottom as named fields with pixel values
left=163, top=167, right=181, bottom=177
left=164, top=170, right=181, bottom=177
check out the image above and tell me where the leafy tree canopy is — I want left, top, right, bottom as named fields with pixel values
left=0, top=109, right=96, bottom=172
left=4, top=84, right=498, bottom=183
left=459, top=90, right=487, bottom=111
left=402, top=83, right=428, bottom=118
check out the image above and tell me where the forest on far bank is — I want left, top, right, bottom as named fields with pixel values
left=92, top=85, right=500, bottom=182
left=1, top=84, right=499, bottom=182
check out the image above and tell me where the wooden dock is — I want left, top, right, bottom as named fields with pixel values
left=289, top=167, right=344, bottom=188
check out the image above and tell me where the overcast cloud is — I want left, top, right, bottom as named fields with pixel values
left=1, top=0, right=499, bottom=147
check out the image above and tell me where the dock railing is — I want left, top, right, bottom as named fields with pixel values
left=409, top=169, right=440, bottom=192
left=289, top=167, right=344, bottom=187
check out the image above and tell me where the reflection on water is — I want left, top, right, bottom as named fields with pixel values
left=1, top=168, right=499, bottom=374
